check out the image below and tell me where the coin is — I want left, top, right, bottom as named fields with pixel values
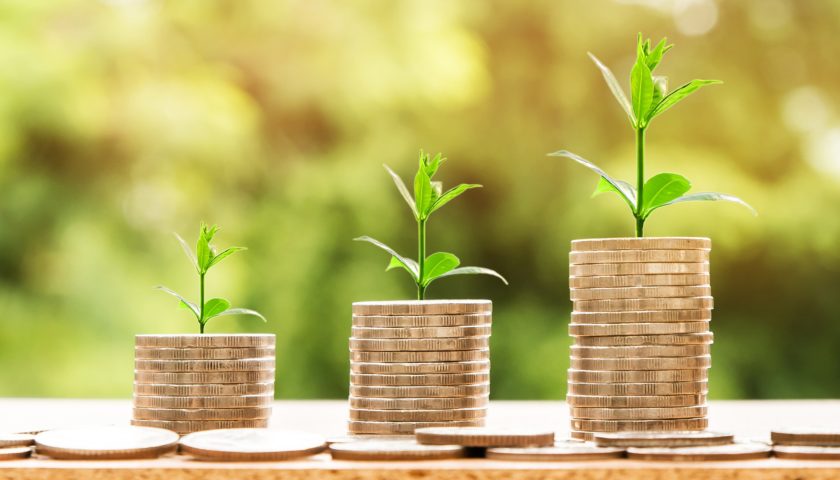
left=570, top=263, right=709, bottom=277
left=134, top=358, right=275, bottom=372
left=571, top=344, right=710, bottom=358
left=566, top=394, right=706, bottom=408
left=573, top=297, right=714, bottom=313
left=570, top=285, right=711, bottom=301
left=0, top=434, right=35, bottom=448
left=349, top=372, right=490, bottom=386
left=570, top=431, right=594, bottom=441
left=350, top=350, right=489, bottom=363
left=567, top=381, right=708, bottom=396
left=485, top=440, right=625, bottom=461
left=569, top=274, right=710, bottom=289
left=567, top=369, right=708, bottom=383
left=34, top=426, right=179, bottom=460
left=353, top=300, right=491, bottom=316
left=349, top=383, right=490, bottom=398
left=132, top=407, right=271, bottom=421
left=415, top=427, right=555, bottom=447
left=573, top=333, right=714, bottom=347
left=0, top=447, right=32, bottom=460
left=132, top=394, right=274, bottom=409
left=134, top=347, right=275, bottom=360
left=133, top=382, right=274, bottom=396
left=571, top=405, right=708, bottom=421
left=349, top=396, right=489, bottom=410
left=571, top=237, right=711, bottom=251
left=771, top=428, right=840, bottom=446
left=350, top=408, right=487, bottom=422
left=572, top=418, right=708, bottom=433
left=594, top=431, right=735, bottom=448
left=351, top=325, right=492, bottom=339
left=326, top=435, right=414, bottom=445
left=329, top=439, right=465, bottom=460
left=353, top=314, right=491, bottom=327
left=569, top=322, right=710, bottom=337
left=570, top=249, right=709, bottom=265
left=351, top=360, right=490, bottom=374
left=179, top=428, right=326, bottom=461
left=572, top=309, right=712, bottom=324
left=349, top=337, right=490, bottom=352
left=135, top=334, right=275, bottom=348
left=569, top=356, right=711, bottom=371
left=626, top=441, right=771, bottom=461
left=348, top=420, right=484, bottom=435
left=134, top=370, right=275, bottom=384
left=773, top=445, right=840, bottom=460
left=130, top=419, right=268, bottom=433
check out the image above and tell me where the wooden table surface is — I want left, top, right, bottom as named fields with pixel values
left=2, top=399, right=840, bottom=479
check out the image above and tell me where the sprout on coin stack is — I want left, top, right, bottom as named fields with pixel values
left=132, top=223, right=274, bottom=435
left=548, top=35, right=755, bottom=440
left=350, top=150, right=507, bottom=435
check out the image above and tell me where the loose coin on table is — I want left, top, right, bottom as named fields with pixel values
left=35, top=426, right=179, bottom=460
left=0, top=447, right=32, bottom=461
left=486, top=440, right=625, bottom=461
left=594, top=431, right=734, bottom=448
left=416, top=427, right=554, bottom=447
left=771, top=428, right=840, bottom=446
left=626, top=441, right=772, bottom=461
left=0, top=434, right=35, bottom=448
left=330, top=440, right=465, bottom=461
left=180, top=428, right=326, bottom=461
left=773, top=445, right=840, bottom=460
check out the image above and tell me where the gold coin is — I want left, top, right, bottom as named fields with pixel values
left=350, top=360, right=490, bottom=374
left=0, top=447, right=32, bottom=460
left=179, top=428, right=327, bottom=461
left=353, top=300, right=491, bottom=316
left=134, top=347, right=275, bottom=360
left=567, top=369, right=708, bottom=383
left=132, top=406, right=271, bottom=421
left=573, top=297, right=714, bottom=313
left=132, top=394, right=274, bottom=409
left=571, top=344, right=710, bottom=358
left=329, top=440, right=464, bottom=460
left=415, top=427, right=555, bottom=447
left=626, top=441, right=771, bottom=461
left=0, top=434, right=35, bottom=448
left=570, top=431, right=594, bottom=441
left=351, top=325, right=491, bottom=339
left=572, top=417, right=708, bottom=433
left=570, top=285, right=711, bottom=301
left=567, top=381, right=708, bottom=396
left=350, top=350, right=489, bottom=363
left=485, top=440, right=625, bottom=461
left=570, top=249, right=709, bottom=265
left=771, top=429, right=840, bottom=446
left=350, top=372, right=490, bottom=386
left=773, top=445, right=840, bottom=460
left=349, top=383, right=490, bottom=398
left=34, top=426, right=179, bottom=460
left=573, top=332, right=714, bottom=347
left=134, top=358, right=275, bottom=372
left=326, top=434, right=414, bottom=445
left=569, top=322, right=710, bottom=337
left=348, top=420, right=484, bottom=435
left=133, top=382, right=274, bottom=396
left=350, top=408, right=487, bottom=422
left=353, top=314, right=491, bottom=327
left=134, top=370, right=275, bottom=384
left=130, top=419, right=268, bottom=434
left=571, top=237, right=711, bottom=251
left=594, top=431, right=735, bottom=448
left=570, top=263, right=709, bottom=277
left=569, top=273, right=710, bottom=289
left=571, top=309, right=712, bottom=324
left=566, top=394, right=706, bottom=408
left=571, top=405, right=708, bottom=420
left=569, top=356, right=712, bottom=371
left=349, top=336, right=490, bottom=352
left=349, top=396, right=489, bottom=410
left=135, top=334, right=274, bottom=348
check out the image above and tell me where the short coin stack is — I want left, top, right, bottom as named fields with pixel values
left=349, top=300, right=492, bottom=435
left=567, top=237, right=713, bottom=440
left=133, top=334, right=275, bottom=435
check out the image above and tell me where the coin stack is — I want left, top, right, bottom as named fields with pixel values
left=348, top=300, right=492, bottom=435
left=567, top=237, right=713, bottom=440
left=132, top=334, right=275, bottom=435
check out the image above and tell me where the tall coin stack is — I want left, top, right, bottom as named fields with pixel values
left=348, top=300, right=492, bottom=435
left=567, top=237, right=713, bottom=441
left=132, top=334, right=276, bottom=435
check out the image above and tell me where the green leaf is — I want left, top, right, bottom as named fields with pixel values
left=654, top=192, right=757, bottom=216
left=645, top=38, right=671, bottom=71
left=196, top=223, right=219, bottom=273
left=548, top=150, right=637, bottom=209
left=647, top=79, right=722, bottom=121
left=215, top=307, right=267, bottom=323
left=587, top=52, right=635, bottom=125
left=630, top=36, right=654, bottom=125
left=423, top=151, right=445, bottom=177
left=202, top=297, right=231, bottom=321
left=207, top=246, right=246, bottom=269
left=156, top=285, right=200, bottom=320
left=414, top=165, right=434, bottom=219
left=383, top=164, right=418, bottom=219
left=592, top=177, right=637, bottom=213
left=386, top=256, right=416, bottom=278
left=428, top=183, right=482, bottom=215
left=354, top=236, right=419, bottom=281
left=174, top=233, right=199, bottom=273
left=435, top=266, right=508, bottom=285
left=640, top=173, right=692, bottom=218
left=421, top=252, right=460, bottom=286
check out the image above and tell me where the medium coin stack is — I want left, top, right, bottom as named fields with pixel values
left=132, top=334, right=275, bottom=435
left=349, top=300, right=492, bottom=435
left=567, top=237, right=713, bottom=440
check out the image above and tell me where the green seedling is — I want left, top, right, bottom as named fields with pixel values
left=355, top=150, right=507, bottom=300
left=157, top=223, right=266, bottom=333
left=549, top=34, right=755, bottom=236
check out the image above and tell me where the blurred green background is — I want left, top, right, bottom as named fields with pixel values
left=1, top=0, right=839, bottom=400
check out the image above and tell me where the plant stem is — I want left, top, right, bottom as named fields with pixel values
left=199, top=272, right=206, bottom=334
left=417, top=218, right=427, bottom=300
left=635, top=126, right=646, bottom=237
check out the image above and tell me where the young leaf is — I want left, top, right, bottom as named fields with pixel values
left=435, top=266, right=509, bottom=285
left=383, top=164, right=419, bottom=219
left=156, top=285, right=200, bottom=320
left=655, top=192, right=757, bottom=216
left=640, top=173, right=692, bottom=218
left=386, top=256, right=417, bottom=278
left=207, top=246, right=247, bottom=269
left=592, top=177, right=638, bottom=213
left=196, top=223, right=219, bottom=273
left=548, top=150, right=637, bottom=209
left=354, top=236, right=419, bottom=281
left=422, top=252, right=460, bottom=286
left=423, top=151, right=445, bottom=177
left=645, top=38, right=671, bottom=71
left=630, top=37, right=654, bottom=125
left=414, top=166, right=434, bottom=219
left=203, top=297, right=231, bottom=321
left=588, top=52, right=635, bottom=125
left=174, top=233, right=199, bottom=273
left=215, top=307, right=267, bottom=323
left=428, top=183, right=482, bottom=215
left=647, top=79, right=722, bottom=121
